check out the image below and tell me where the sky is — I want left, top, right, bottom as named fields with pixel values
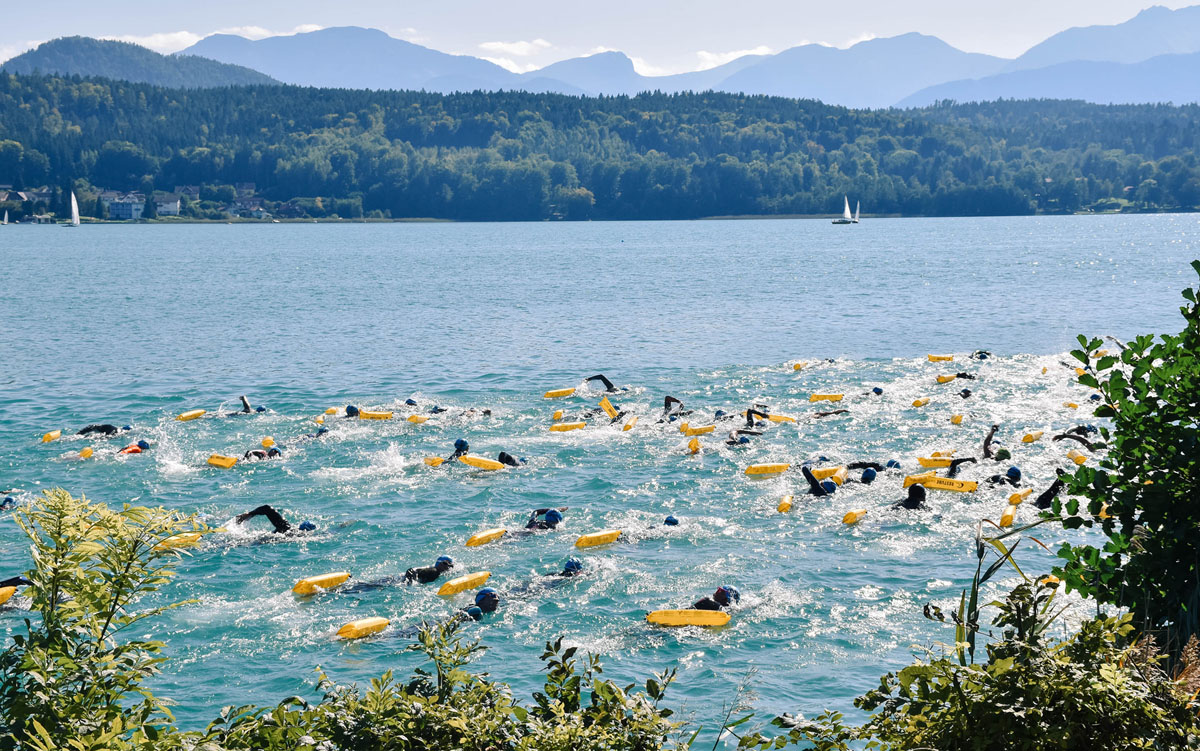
left=1, top=1, right=1194, bottom=75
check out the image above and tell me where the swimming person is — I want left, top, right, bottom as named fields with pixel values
left=663, top=515, right=679, bottom=526
left=0, top=575, right=30, bottom=588
left=725, top=429, right=757, bottom=446
left=813, top=409, right=850, bottom=418
left=958, top=388, right=972, bottom=399
left=800, top=466, right=837, bottom=496
left=661, top=396, right=690, bottom=420
left=345, top=405, right=361, bottom=418
left=233, top=505, right=316, bottom=535
left=864, top=387, right=884, bottom=396
left=77, top=424, right=131, bottom=437
left=585, top=374, right=622, bottom=393
left=525, top=508, right=564, bottom=530
left=970, top=351, right=991, bottom=360
left=892, top=484, right=929, bottom=510
left=954, top=372, right=978, bottom=380
left=692, top=585, right=739, bottom=611
left=118, top=440, right=151, bottom=455
left=231, top=396, right=266, bottom=415
left=473, top=587, right=501, bottom=614
left=982, top=425, right=1012, bottom=461
left=1052, top=428, right=1105, bottom=451
left=1035, top=471, right=1069, bottom=510
left=243, top=447, right=282, bottom=461
left=297, top=427, right=329, bottom=442
left=987, top=467, right=1022, bottom=487
left=946, top=457, right=978, bottom=478
left=404, top=556, right=455, bottom=584
left=545, top=558, right=585, bottom=578
left=447, top=439, right=470, bottom=463
left=0, top=496, right=17, bottom=511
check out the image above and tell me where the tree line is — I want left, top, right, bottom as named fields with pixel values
left=2, top=72, right=1200, bottom=220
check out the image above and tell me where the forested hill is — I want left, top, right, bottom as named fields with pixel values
left=2, top=73, right=1200, bottom=221
left=0, top=38, right=279, bottom=89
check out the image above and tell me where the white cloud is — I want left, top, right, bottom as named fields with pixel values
left=105, top=24, right=326, bottom=54
left=481, top=56, right=540, bottom=73
left=695, top=45, right=772, bottom=70
left=478, top=38, right=552, bottom=57
left=629, top=56, right=672, bottom=77
left=0, top=39, right=44, bottom=64
left=838, top=32, right=877, bottom=48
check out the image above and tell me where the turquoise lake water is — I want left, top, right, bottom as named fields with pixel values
left=1, top=214, right=1197, bottom=737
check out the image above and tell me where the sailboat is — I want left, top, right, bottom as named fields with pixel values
left=65, top=191, right=80, bottom=227
left=853, top=200, right=860, bottom=223
left=2, top=210, right=7, bottom=225
left=832, top=195, right=853, bottom=224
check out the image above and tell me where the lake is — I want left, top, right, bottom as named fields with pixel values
left=0, top=214, right=1196, bottom=737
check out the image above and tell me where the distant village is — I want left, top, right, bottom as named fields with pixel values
left=0, top=182, right=364, bottom=222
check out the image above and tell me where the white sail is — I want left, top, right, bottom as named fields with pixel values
left=2, top=210, right=7, bottom=225
left=70, top=192, right=80, bottom=226
left=842, top=195, right=852, bottom=220
left=854, top=201, right=860, bottom=223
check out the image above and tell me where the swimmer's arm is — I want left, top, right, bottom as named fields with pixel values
left=847, top=462, right=884, bottom=471
left=0, top=576, right=31, bottom=588
left=1035, top=478, right=1067, bottom=510
left=983, top=425, right=998, bottom=459
left=814, top=409, right=848, bottom=418
left=235, top=505, right=291, bottom=534
left=745, top=409, right=768, bottom=427
left=663, top=396, right=683, bottom=413
left=585, top=374, right=616, bottom=392
left=1105, top=335, right=1128, bottom=352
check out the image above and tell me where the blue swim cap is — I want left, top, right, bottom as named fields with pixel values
left=405, top=398, right=417, bottom=406
left=872, top=387, right=883, bottom=395
left=717, top=585, right=740, bottom=603
left=1085, top=425, right=1098, bottom=434
left=861, top=468, right=878, bottom=484
left=1006, top=466, right=1022, bottom=481
left=346, top=405, right=359, bottom=417
left=1089, top=394, right=1102, bottom=401
left=821, top=480, right=837, bottom=494
left=738, top=436, right=750, bottom=444
left=715, top=410, right=726, bottom=418
left=818, top=456, right=829, bottom=462
left=255, top=406, right=266, bottom=413
left=454, top=438, right=468, bottom=451
left=664, top=515, right=679, bottom=526
left=465, top=606, right=483, bottom=620
left=475, top=588, right=498, bottom=606
left=122, top=425, right=132, bottom=431
left=436, top=555, right=454, bottom=568
left=432, top=405, right=446, bottom=413
left=316, top=427, right=328, bottom=435
left=886, top=459, right=901, bottom=469
left=544, top=509, right=563, bottom=525
left=137, top=440, right=150, bottom=450
left=299, top=521, right=316, bottom=532
left=668, top=415, right=677, bottom=422
left=564, top=558, right=583, bottom=572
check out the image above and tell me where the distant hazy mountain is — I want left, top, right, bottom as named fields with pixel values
left=0, top=36, right=278, bottom=88
left=900, top=51, right=1200, bottom=107
left=182, top=26, right=522, bottom=92
left=714, top=33, right=1006, bottom=108
left=1007, top=5, right=1200, bottom=72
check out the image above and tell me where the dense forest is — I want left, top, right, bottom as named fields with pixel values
left=2, top=72, right=1200, bottom=220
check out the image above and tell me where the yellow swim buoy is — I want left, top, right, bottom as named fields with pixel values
left=912, top=398, right=930, bottom=407
left=315, top=415, right=325, bottom=425
left=575, top=529, right=621, bottom=548
left=155, top=532, right=203, bottom=551
left=41, top=430, right=62, bottom=443
left=1039, top=574, right=1061, bottom=585
left=999, top=504, right=1017, bottom=528
left=688, top=437, right=700, bottom=454
left=1067, top=449, right=1088, bottom=465
left=623, top=416, right=638, bottom=431
left=1098, top=503, right=1111, bottom=519
left=324, top=407, right=337, bottom=415
left=766, top=414, right=797, bottom=423
left=466, top=528, right=507, bottom=547
left=646, top=609, right=730, bottom=627
left=951, top=414, right=964, bottom=425
left=936, top=374, right=958, bottom=384
left=777, top=495, right=794, bottom=513
left=543, top=387, right=576, bottom=399
left=903, top=475, right=977, bottom=492
left=842, top=509, right=867, bottom=525
left=683, top=424, right=715, bottom=436
left=792, top=362, right=807, bottom=371
left=1074, top=367, right=1086, bottom=377
left=177, top=409, right=205, bottom=422
left=1042, top=367, right=1048, bottom=374
left=437, top=571, right=491, bottom=596
left=928, top=354, right=953, bottom=362
left=809, top=394, right=843, bottom=403
left=1008, top=488, right=1032, bottom=505
left=359, top=410, right=393, bottom=420
left=745, top=463, right=790, bottom=476
left=0, top=586, right=16, bottom=606
left=459, top=455, right=505, bottom=471
left=407, top=415, right=429, bottom=424
left=207, top=454, right=237, bottom=469
left=79, top=447, right=93, bottom=459
left=552, top=409, right=564, bottom=421
left=549, top=422, right=586, bottom=432
left=918, top=456, right=953, bottom=468
left=423, top=457, right=445, bottom=467
left=1063, top=402, right=1079, bottom=409
left=337, top=616, right=389, bottom=640
left=293, top=571, right=350, bottom=595
left=931, top=450, right=956, bottom=457
left=1021, top=431, right=1044, bottom=443
left=262, top=437, right=275, bottom=448
left=810, top=466, right=845, bottom=482
left=599, top=397, right=619, bottom=419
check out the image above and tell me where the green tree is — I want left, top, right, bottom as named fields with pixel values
left=142, top=193, right=157, bottom=219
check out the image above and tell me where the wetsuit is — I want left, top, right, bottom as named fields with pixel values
left=446, top=443, right=469, bottom=463
left=662, top=396, right=690, bottom=420
left=1035, top=477, right=1067, bottom=510
left=545, top=567, right=584, bottom=579
left=954, top=372, right=977, bottom=380
left=586, top=374, right=619, bottom=393
left=725, top=429, right=758, bottom=446
left=404, top=563, right=451, bottom=584
left=848, top=461, right=885, bottom=472
left=0, top=576, right=31, bottom=588
left=946, top=458, right=977, bottom=478
left=693, top=596, right=723, bottom=611
left=243, top=448, right=282, bottom=461
left=958, top=389, right=972, bottom=399
left=525, top=509, right=559, bottom=530
left=987, top=474, right=1020, bottom=488
left=745, top=408, right=769, bottom=428
left=982, top=425, right=999, bottom=459
left=235, top=505, right=291, bottom=534
left=78, top=424, right=120, bottom=436
left=498, top=452, right=521, bottom=467
left=1052, top=431, right=1105, bottom=451
left=814, top=409, right=849, bottom=418
left=800, top=466, right=830, bottom=497
left=892, top=485, right=928, bottom=510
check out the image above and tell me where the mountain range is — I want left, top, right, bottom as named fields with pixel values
left=5, top=5, right=1200, bottom=107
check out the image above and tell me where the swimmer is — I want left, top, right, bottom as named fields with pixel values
left=892, top=484, right=929, bottom=510
left=725, top=429, right=757, bottom=446
left=953, top=372, right=978, bottom=380
left=958, top=388, right=972, bottom=399
left=396, top=589, right=501, bottom=638
left=585, top=374, right=622, bottom=393
left=692, top=585, right=739, bottom=611
left=945, top=457, right=978, bottom=478
left=800, top=466, right=837, bottom=497
left=77, top=424, right=131, bottom=437
left=1034, top=471, right=1069, bottom=510
left=233, top=504, right=315, bottom=535
left=661, top=396, right=690, bottom=420
left=297, top=427, right=329, bottom=442
left=446, top=438, right=470, bottom=463
left=118, top=440, right=151, bottom=455
left=232, top=396, right=267, bottom=415
left=404, top=555, right=455, bottom=584
left=0, top=575, right=30, bottom=588
left=243, top=447, right=282, bottom=461
left=545, top=557, right=585, bottom=578
left=1052, top=428, right=1105, bottom=451
left=344, top=405, right=361, bottom=418
left=663, top=515, right=679, bottom=526
left=525, top=508, right=564, bottom=530
left=863, top=387, right=884, bottom=396
left=813, top=409, right=849, bottom=418
left=971, top=351, right=991, bottom=360
left=1, top=496, right=16, bottom=511
left=744, top=407, right=769, bottom=428
left=987, top=466, right=1022, bottom=488
left=982, top=425, right=1012, bottom=461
